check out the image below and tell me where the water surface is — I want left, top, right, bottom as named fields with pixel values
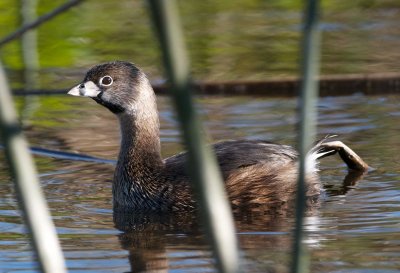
left=1, top=1, right=400, bottom=272
left=0, top=93, right=399, bottom=272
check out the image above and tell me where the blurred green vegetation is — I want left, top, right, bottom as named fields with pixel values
left=0, top=0, right=399, bottom=89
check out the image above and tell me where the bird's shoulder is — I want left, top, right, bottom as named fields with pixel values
left=164, top=139, right=298, bottom=173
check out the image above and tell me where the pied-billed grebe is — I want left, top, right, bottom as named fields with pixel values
left=68, top=61, right=368, bottom=211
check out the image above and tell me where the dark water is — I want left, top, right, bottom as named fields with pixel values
left=0, top=93, right=399, bottom=272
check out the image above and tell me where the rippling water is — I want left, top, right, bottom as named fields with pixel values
left=0, top=94, right=399, bottom=272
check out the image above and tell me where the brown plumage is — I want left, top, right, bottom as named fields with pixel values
left=68, top=61, right=368, bottom=212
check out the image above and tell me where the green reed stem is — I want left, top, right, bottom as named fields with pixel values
left=147, top=1, right=240, bottom=273
left=0, top=61, right=67, bottom=273
left=291, top=1, right=321, bottom=273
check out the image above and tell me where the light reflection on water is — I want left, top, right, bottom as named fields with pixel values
left=0, top=94, right=399, bottom=272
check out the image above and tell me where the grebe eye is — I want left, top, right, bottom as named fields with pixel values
left=100, top=75, right=113, bottom=86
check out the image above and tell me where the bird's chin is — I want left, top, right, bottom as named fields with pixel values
left=92, top=97, right=125, bottom=114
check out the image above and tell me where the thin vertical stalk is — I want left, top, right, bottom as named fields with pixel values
left=146, top=1, right=240, bottom=273
left=20, top=0, right=39, bottom=90
left=291, top=1, right=321, bottom=273
left=0, top=61, right=67, bottom=273
left=19, top=0, right=40, bottom=122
